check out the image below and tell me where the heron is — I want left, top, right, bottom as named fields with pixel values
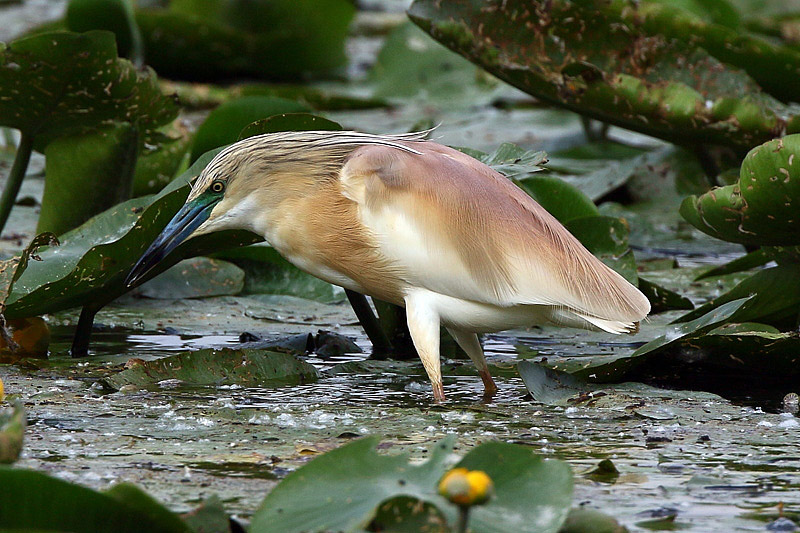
left=127, top=130, right=650, bottom=401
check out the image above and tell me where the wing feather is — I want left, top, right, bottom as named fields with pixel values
left=341, top=141, right=650, bottom=325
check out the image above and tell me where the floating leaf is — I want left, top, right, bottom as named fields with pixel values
left=572, top=297, right=752, bottom=381
left=0, top=468, right=190, bottom=532
left=66, top=0, right=143, bottom=64
left=135, top=0, right=354, bottom=81
left=516, top=177, right=599, bottom=224
left=249, top=436, right=574, bottom=533
left=0, top=30, right=177, bottom=149
left=0, top=403, right=24, bottom=464
left=559, top=508, right=627, bottom=533
left=694, top=249, right=770, bottom=280
left=103, top=348, right=319, bottom=390
left=37, top=122, right=138, bottom=236
left=638, top=277, right=694, bottom=313
left=135, top=257, right=244, bottom=300
left=681, top=134, right=800, bottom=246
left=239, top=113, right=342, bottom=140
left=676, top=264, right=800, bottom=328
left=408, top=0, right=798, bottom=151
left=517, top=361, right=586, bottom=406
left=190, top=96, right=309, bottom=162
left=371, top=22, right=504, bottom=106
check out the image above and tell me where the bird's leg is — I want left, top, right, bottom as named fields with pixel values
left=446, top=327, right=498, bottom=398
left=405, top=292, right=444, bottom=402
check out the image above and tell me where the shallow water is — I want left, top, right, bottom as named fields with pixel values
left=4, top=319, right=799, bottom=531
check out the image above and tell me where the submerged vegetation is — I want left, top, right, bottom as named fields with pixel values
left=1, top=0, right=800, bottom=530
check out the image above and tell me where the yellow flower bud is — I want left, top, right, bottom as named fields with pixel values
left=438, top=468, right=494, bottom=506
left=0, top=377, right=4, bottom=401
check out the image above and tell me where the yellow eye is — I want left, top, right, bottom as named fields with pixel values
left=210, top=180, right=225, bottom=194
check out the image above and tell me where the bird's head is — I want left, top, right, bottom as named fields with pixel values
left=125, top=145, right=258, bottom=287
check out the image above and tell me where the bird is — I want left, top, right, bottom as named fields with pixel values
left=127, top=130, right=650, bottom=402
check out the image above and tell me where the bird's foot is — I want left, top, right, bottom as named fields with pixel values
left=479, top=369, right=498, bottom=399
left=433, top=381, right=446, bottom=403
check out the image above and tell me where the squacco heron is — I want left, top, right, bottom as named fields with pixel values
left=127, top=130, right=650, bottom=401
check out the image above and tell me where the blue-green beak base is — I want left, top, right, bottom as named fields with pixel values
left=125, top=198, right=214, bottom=287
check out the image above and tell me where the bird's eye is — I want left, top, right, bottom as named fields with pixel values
left=210, top=180, right=225, bottom=194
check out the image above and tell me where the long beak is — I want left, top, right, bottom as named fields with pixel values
left=125, top=197, right=216, bottom=287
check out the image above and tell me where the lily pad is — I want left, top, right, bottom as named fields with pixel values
left=676, top=264, right=800, bottom=328
left=681, top=134, right=800, bottom=246
left=570, top=297, right=752, bottom=381
left=408, top=0, right=798, bottom=151
left=239, top=113, right=342, bottom=140
left=0, top=468, right=190, bottom=532
left=135, top=257, right=245, bottom=300
left=0, top=30, right=177, bottom=149
left=136, top=0, right=354, bottom=81
left=249, top=436, right=574, bottom=533
left=37, top=122, right=139, bottom=236
left=66, top=0, right=143, bottom=64
left=370, top=22, right=505, bottom=106
left=0, top=402, right=24, bottom=464
left=103, top=348, right=319, bottom=390
left=517, top=361, right=586, bottom=406
left=190, top=96, right=310, bottom=162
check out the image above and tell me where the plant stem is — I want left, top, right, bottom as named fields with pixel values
left=345, top=289, right=393, bottom=355
left=457, top=506, right=470, bottom=533
left=0, top=133, right=33, bottom=236
left=71, top=304, right=99, bottom=357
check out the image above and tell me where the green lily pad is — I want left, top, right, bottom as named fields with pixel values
left=249, top=436, right=574, bottom=533
left=0, top=30, right=177, bottom=149
left=103, top=348, right=319, bottom=390
left=559, top=508, right=627, bottom=533
left=371, top=22, right=504, bottom=106
left=694, top=249, right=770, bottom=280
left=408, top=0, right=798, bottom=151
left=190, top=96, right=310, bottom=162
left=0, top=468, right=190, bottom=532
left=0, top=403, right=24, bottom=464
left=135, top=257, right=245, bottom=300
left=676, top=264, right=800, bottom=328
left=681, top=134, right=800, bottom=246
left=135, top=0, right=354, bottom=82
left=570, top=297, right=752, bottom=381
left=181, top=495, right=231, bottom=533
left=37, top=122, right=139, bottom=236
left=473, top=142, right=548, bottom=179
left=516, top=176, right=599, bottom=223
left=517, top=361, right=586, bottom=406
left=239, top=113, right=342, bottom=140
left=66, top=0, right=143, bottom=64
left=638, top=277, right=694, bottom=313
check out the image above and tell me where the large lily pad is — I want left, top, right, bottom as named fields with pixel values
left=135, top=0, right=354, bottom=82
left=66, top=0, right=143, bottom=64
left=190, top=96, right=310, bottom=162
left=103, top=348, right=319, bottom=390
left=249, top=436, right=573, bottom=533
left=0, top=30, right=177, bottom=149
left=37, top=122, right=139, bottom=236
left=681, top=134, right=800, bottom=246
left=370, top=22, right=506, bottom=106
left=408, top=0, right=798, bottom=151
left=676, top=263, right=800, bottom=328
left=135, top=257, right=245, bottom=300
left=0, top=468, right=190, bottom=532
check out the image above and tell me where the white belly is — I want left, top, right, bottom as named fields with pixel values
left=405, top=288, right=551, bottom=333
